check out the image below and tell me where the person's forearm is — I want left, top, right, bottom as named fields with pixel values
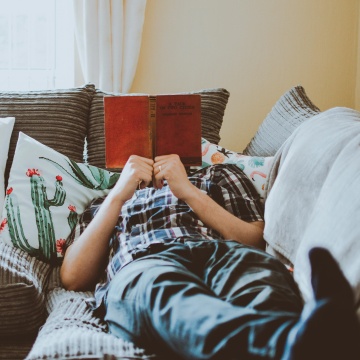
left=60, top=191, right=125, bottom=291
left=61, top=155, right=154, bottom=291
left=183, top=184, right=265, bottom=249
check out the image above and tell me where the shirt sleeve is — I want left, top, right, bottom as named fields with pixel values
left=190, top=164, right=264, bottom=223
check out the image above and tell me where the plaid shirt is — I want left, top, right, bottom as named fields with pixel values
left=68, top=164, right=264, bottom=310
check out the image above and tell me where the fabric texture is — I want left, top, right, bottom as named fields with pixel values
left=26, top=284, right=152, bottom=360
left=0, top=241, right=50, bottom=336
left=0, top=84, right=95, bottom=183
left=0, top=117, right=15, bottom=211
left=67, top=163, right=264, bottom=310
left=86, top=88, right=230, bottom=169
left=104, top=239, right=302, bottom=359
left=0, top=133, right=119, bottom=263
left=0, top=337, right=34, bottom=360
left=263, top=107, right=360, bottom=318
left=243, top=85, right=320, bottom=156
left=201, top=137, right=274, bottom=198
left=73, top=0, right=147, bottom=93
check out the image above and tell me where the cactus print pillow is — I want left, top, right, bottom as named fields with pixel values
left=0, top=117, right=15, bottom=212
left=201, top=138, right=274, bottom=198
left=0, top=132, right=119, bottom=264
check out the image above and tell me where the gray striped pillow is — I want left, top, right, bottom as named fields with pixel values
left=0, top=84, right=95, bottom=182
left=0, top=241, right=51, bottom=336
left=87, top=88, right=230, bottom=169
left=243, top=86, right=320, bottom=156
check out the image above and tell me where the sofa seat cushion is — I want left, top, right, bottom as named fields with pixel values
left=87, top=88, right=230, bottom=169
left=26, top=285, right=155, bottom=360
left=0, top=241, right=51, bottom=336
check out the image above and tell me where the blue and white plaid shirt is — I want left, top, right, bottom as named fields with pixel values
left=67, top=164, right=264, bottom=310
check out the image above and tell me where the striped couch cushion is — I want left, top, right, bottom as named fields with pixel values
left=0, top=84, right=95, bottom=182
left=0, top=241, right=51, bottom=336
left=243, top=85, right=320, bottom=156
left=0, top=337, right=34, bottom=360
left=86, top=88, right=230, bottom=169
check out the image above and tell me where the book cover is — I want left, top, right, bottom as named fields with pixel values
left=104, top=94, right=202, bottom=169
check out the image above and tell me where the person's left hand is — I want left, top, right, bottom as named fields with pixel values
left=153, top=154, right=197, bottom=201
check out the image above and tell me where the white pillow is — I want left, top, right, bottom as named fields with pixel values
left=201, top=138, right=274, bottom=198
left=0, top=117, right=15, bottom=212
left=0, top=132, right=119, bottom=263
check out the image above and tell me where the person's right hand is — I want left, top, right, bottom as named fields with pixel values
left=112, top=155, right=154, bottom=203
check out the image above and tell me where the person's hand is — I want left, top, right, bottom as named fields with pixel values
left=112, top=155, right=154, bottom=203
left=153, top=154, right=197, bottom=201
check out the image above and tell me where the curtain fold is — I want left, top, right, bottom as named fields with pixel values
left=73, top=0, right=147, bottom=93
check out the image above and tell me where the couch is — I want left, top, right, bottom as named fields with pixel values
left=0, top=84, right=359, bottom=359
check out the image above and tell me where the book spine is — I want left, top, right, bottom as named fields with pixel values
left=149, top=95, right=157, bottom=159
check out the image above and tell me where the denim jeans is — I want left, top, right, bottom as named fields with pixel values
left=104, top=239, right=303, bottom=360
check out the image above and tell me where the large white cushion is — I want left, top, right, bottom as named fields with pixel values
left=0, top=132, right=119, bottom=263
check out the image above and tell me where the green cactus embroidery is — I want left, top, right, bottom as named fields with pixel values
left=4, top=169, right=66, bottom=263
left=4, top=187, right=41, bottom=258
left=39, top=157, right=120, bottom=190
left=29, top=169, right=66, bottom=262
left=2, top=156, right=118, bottom=263
left=67, top=204, right=78, bottom=231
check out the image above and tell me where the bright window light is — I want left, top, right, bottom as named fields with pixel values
left=0, top=0, right=74, bottom=91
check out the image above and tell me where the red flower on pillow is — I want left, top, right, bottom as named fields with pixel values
left=26, top=168, right=40, bottom=177
left=56, top=175, right=63, bottom=181
left=6, top=187, right=13, bottom=195
left=0, top=219, right=7, bottom=232
left=68, top=205, right=76, bottom=212
left=56, top=239, right=66, bottom=256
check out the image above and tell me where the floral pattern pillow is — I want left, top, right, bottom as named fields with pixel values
left=0, top=133, right=119, bottom=264
left=201, top=138, right=274, bottom=198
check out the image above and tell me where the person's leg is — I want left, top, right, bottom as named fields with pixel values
left=104, top=242, right=302, bottom=360
left=282, top=247, right=360, bottom=360
left=188, top=239, right=303, bottom=312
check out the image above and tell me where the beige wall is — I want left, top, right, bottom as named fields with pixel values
left=131, top=0, right=360, bottom=151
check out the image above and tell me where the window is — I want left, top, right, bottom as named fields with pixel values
left=0, top=0, right=74, bottom=91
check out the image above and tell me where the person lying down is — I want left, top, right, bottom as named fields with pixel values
left=61, top=154, right=360, bottom=360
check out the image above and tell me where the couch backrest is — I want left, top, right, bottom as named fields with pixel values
left=0, top=84, right=96, bottom=183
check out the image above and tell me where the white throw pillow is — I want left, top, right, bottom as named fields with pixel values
left=0, top=117, right=15, bottom=212
left=0, top=132, right=119, bottom=263
left=201, top=138, right=274, bottom=199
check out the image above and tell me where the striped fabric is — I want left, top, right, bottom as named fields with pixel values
left=0, top=337, right=34, bottom=360
left=0, top=241, right=51, bottom=336
left=26, top=283, right=154, bottom=360
left=243, top=85, right=320, bottom=157
left=86, top=88, right=230, bottom=169
left=0, top=84, right=95, bottom=182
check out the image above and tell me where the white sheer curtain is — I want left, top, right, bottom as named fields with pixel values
left=73, top=0, right=147, bottom=93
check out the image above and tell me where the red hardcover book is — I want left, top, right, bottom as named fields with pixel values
left=104, top=94, right=202, bottom=169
